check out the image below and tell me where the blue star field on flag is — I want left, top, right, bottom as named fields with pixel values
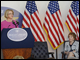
left=48, top=1, right=60, bottom=14
left=71, top=1, right=79, bottom=16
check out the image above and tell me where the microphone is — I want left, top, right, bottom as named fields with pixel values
left=12, top=20, right=17, bottom=28
left=8, top=25, right=11, bottom=28
left=16, top=20, right=19, bottom=25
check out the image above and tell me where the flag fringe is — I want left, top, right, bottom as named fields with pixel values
left=22, top=26, right=23, bottom=28
left=43, top=25, right=64, bottom=50
left=65, top=22, right=71, bottom=32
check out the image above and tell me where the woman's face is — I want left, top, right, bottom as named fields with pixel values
left=68, top=35, right=74, bottom=42
left=7, top=11, right=13, bottom=19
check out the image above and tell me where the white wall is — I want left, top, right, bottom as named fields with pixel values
left=1, top=1, right=73, bottom=59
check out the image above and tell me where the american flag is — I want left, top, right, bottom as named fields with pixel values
left=22, top=1, right=45, bottom=42
left=43, top=1, right=65, bottom=50
left=65, top=1, right=79, bottom=40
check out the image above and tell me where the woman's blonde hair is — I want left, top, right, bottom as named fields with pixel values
left=4, top=9, right=14, bottom=18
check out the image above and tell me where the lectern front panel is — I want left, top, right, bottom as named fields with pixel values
left=2, top=48, right=32, bottom=59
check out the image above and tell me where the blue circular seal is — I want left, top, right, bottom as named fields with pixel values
left=7, top=28, right=28, bottom=42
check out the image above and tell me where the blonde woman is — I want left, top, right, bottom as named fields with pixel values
left=1, top=9, right=19, bottom=31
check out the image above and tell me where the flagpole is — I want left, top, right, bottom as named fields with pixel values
left=56, top=49, right=58, bottom=59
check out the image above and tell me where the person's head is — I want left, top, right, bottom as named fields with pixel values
left=68, top=32, right=76, bottom=42
left=4, top=9, right=14, bottom=19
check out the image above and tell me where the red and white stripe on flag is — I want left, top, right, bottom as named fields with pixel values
left=43, top=1, right=65, bottom=50
left=65, top=1, right=79, bottom=40
left=22, top=1, right=45, bottom=42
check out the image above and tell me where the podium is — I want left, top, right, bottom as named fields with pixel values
left=1, top=28, right=35, bottom=59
